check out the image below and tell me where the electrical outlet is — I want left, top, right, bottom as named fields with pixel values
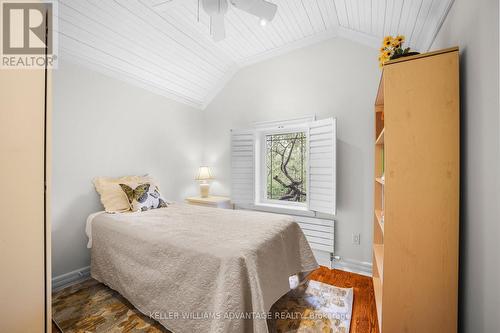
left=352, top=233, right=361, bottom=245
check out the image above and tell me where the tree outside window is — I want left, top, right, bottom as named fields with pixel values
left=266, top=132, right=307, bottom=202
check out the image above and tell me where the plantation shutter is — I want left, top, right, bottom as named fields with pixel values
left=230, top=129, right=255, bottom=205
left=308, top=118, right=336, bottom=215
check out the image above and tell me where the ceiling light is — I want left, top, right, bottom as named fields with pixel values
left=259, top=18, right=267, bottom=26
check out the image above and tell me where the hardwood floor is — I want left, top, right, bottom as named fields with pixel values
left=52, top=267, right=378, bottom=333
left=309, top=267, right=379, bottom=333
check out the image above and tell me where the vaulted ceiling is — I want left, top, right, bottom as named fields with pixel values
left=56, top=0, right=454, bottom=109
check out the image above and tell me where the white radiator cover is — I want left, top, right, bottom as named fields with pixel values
left=237, top=206, right=335, bottom=267
left=293, top=215, right=334, bottom=254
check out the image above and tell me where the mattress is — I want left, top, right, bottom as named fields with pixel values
left=89, top=203, right=318, bottom=333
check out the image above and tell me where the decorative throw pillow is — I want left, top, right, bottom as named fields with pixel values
left=93, top=175, right=156, bottom=213
left=119, top=183, right=168, bottom=212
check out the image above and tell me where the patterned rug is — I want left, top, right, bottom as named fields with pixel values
left=269, top=280, right=353, bottom=333
left=53, top=278, right=353, bottom=333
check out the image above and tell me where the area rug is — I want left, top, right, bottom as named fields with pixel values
left=52, top=279, right=170, bottom=333
left=268, top=280, right=353, bottom=333
left=53, top=278, right=353, bottom=333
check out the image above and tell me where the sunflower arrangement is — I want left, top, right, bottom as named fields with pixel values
left=378, top=35, right=416, bottom=68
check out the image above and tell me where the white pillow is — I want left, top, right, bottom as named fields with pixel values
left=93, top=175, right=156, bottom=213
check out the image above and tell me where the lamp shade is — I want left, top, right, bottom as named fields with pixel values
left=195, top=166, right=214, bottom=181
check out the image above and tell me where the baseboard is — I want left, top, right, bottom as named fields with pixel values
left=52, top=266, right=90, bottom=291
left=333, top=258, right=372, bottom=277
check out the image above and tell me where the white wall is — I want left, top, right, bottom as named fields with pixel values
left=203, top=38, right=380, bottom=265
left=431, top=0, right=500, bottom=332
left=52, top=60, right=203, bottom=277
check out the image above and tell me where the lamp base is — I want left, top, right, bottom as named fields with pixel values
left=199, top=183, right=210, bottom=198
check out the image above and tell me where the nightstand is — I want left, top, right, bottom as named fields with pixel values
left=185, top=196, right=233, bottom=209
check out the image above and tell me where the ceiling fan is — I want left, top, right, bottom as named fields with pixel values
left=198, top=0, right=278, bottom=42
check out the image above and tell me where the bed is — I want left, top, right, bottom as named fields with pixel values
left=87, top=203, right=318, bottom=333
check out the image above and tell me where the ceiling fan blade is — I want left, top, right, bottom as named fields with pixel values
left=211, top=14, right=226, bottom=42
left=230, top=0, right=277, bottom=22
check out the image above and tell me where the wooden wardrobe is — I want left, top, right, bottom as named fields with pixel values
left=0, top=23, right=51, bottom=333
left=372, top=47, right=459, bottom=333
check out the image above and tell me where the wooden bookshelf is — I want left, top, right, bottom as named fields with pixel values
left=374, top=210, right=384, bottom=235
left=373, top=244, right=384, bottom=281
left=372, top=47, right=459, bottom=333
left=375, top=128, right=385, bottom=145
left=373, top=276, right=383, bottom=329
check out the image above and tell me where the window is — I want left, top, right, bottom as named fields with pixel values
left=265, top=132, right=307, bottom=203
left=230, top=117, right=337, bottom=216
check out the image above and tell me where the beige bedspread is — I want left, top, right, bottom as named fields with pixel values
left=90, top=203, right=318, bottom=333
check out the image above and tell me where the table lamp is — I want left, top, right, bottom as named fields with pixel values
left=195, top=166, right=214, bottom=198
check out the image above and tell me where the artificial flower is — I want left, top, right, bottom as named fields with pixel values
left=378, top=34, right=413, bottom=68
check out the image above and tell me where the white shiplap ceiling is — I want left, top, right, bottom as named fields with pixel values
left=56, top=0, right=454, bottom=109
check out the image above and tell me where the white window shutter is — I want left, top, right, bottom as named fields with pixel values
left=308, top=118, right=336, bottom=215
left=230, top=129, right=255, bottom=205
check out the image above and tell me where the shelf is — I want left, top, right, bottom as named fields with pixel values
left=376, top=128, right=385, bottom=145
left=375, top=210, right=384, bottom=235
left=373, top=244, right=384, bottom=282
left=373, top=276, right=383, bottom=332
left=385, top=46, right=459, bottom=66
left=375, top=177, right=385, bottom=185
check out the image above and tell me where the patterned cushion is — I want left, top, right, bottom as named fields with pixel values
left=93, top=175, right=156, bottom=213
left=119, top=183, right=168, bottom=212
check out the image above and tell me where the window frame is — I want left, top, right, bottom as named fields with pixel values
left=255, top=124, right=310, bottom=210
left=231, top=116, right=336, bottom=217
